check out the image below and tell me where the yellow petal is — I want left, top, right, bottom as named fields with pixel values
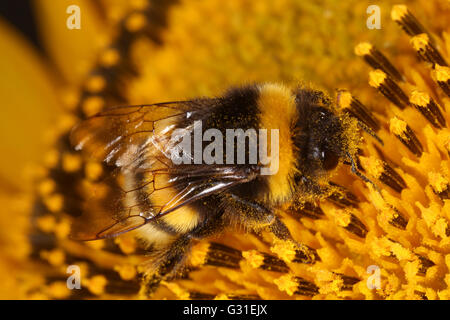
left=0, top=19, right=61, bottom=189
left=32, top=0, right=109, bottom=84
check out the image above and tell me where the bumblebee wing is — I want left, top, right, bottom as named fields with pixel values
left=69, top=100, right=209, bottom=169
left=69, top=100, right=259, bottom=240
left=69, top=168, right=148, bottom=240
left=70, top=163, right=259, bottom=240
left=147, top=164, right=260, bottom=216
left=69, top=101, right=202, bottom=240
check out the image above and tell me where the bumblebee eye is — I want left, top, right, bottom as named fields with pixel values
left=322, top=149, right=339, bottom=170
left=309, top=146, right=339, bottom=171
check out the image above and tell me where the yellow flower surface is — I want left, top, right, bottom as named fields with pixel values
left=0, top=0, right=450, bottom=300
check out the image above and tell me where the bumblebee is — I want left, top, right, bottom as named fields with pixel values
left=70, top=82, right=368, bottom=290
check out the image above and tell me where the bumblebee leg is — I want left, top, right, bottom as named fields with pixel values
left=224, top=193, right=293, bottom=241
left=268, top=215, right=293, bottom=240
left=143, top=209, right=225, bottom=296
left=225, top=193, right=319, bottom=264
left=295, top=174, right=333, bottom=199
left=143, top=234, right=193, bottom=296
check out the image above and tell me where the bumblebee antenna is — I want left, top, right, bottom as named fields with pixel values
left=357, top=121, right=384, bottom=145
left=346, top=152, right=381, bottom=193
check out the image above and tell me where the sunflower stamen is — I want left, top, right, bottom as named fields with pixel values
left=293, top=245, right=320, bottom=264
left=432, top=65, right=450, bottom=98
left=99, top=48, right=121, bottom=68
left=388, top=207, right=409, bottom=230
left=190, top=242, right=243, bottom=269
left=125, top=12, right=148, bottom=33
left=221, top=294, right=262, bottom=300
left=389, top=117, right=424, bottom=157
left=286, top=201, right=324, bottom=220
left=242, top=250, right=290, bottom=273
left=369, top=69, right=410, bottom=109
left=274, top=274, right=319, bottom=296
left=85, top=75, right=107, bottom=93
left=327, top=182, right=360, bottom=208
left=410, top=90, right=446, bottom=128
left=360, top=156, right=407, bottom=193
left=81, top=96, right=106, bottom=117
left=414, top=291, right=428, bottom=300
left=410, top=33, right=448, bottom=67
left=294, top=277, right=320, bottom=296
left=72, top=1, right=180, bottom=118
left=355, top=42, right=403, bottom=82
left=334, top=209, right=368, bottom=238
left=391, top=5, right=431, bottom=40
left=271, top=241, right=320, bottom=265
left=337, top=89, right=380, bottom=132
left=214, top=293, right=262, bottom=300
left=417, top=255, right=435, bottom=275
left=428, top=171, right=450, bottom=200
left=188, top=291, right=216, bottom=300
left=334, top=273, right=361, bottom=291
left=316, top=271, right=360, bottom=294
left=204, top=242, right=243, bottom=269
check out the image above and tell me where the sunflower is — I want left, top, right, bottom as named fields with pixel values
left=0, top=0, right=449, bottom=300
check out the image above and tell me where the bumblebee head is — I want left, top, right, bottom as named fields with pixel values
left=293, top=91, right=358, bottom=181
